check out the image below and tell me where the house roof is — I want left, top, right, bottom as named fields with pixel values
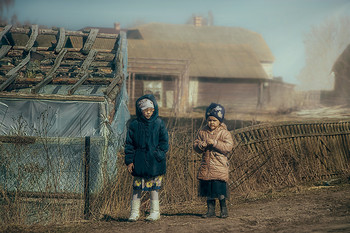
left=332, top=44, right=350, bottom=74
left=127, top=22, right=274, bottom=63
left=128, top=39, right=268, bottom=79
left=0, top=24, right=127, bottom=102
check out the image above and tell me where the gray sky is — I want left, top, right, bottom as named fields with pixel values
left=5, top=0, right=350, bottom=85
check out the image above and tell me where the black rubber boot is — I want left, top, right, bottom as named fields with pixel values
left=202, top=199, right=216, bottom=218
left=219, top=198, right=228, bottom=218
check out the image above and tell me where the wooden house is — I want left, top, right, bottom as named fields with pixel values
left=330, top=44, right=350, bottom=105
left=0, top=24, right=129, bottom=196
left=126, top=23, right=293, bottom=113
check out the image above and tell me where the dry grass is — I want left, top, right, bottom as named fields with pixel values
left=1, top=118, right=350, bottom=226
left=87, top=119, right=350, bottom=220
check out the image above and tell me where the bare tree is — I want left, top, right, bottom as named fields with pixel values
left=297, top=15, right=350, bottom=90
left=0, top=0, right=15, bottom=25
left=208, top=10, right=214, bottom=26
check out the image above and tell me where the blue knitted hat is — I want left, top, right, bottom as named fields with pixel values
left=205, top=103, right=225, bottom=122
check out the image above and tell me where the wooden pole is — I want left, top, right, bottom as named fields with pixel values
left=84, top=136, right=91, bottom=220
left=132, top=73, right=135, bottom=104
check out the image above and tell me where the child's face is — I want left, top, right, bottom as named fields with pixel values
left=207, top=116, right=220, bottom=131
left=142, top=108, right=154, bottom=119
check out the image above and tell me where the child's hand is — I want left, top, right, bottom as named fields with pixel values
left=127, top=163, right=134, bottom=173
left=197, top=141, right=207, bottom=150
left=207, top=138, right=215, bottom=146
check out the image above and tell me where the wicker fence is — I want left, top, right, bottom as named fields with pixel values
left=229, top=120, right=350, bottom=193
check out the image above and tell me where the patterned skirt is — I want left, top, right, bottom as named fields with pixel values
left=133, top=176, right=163, bottom=191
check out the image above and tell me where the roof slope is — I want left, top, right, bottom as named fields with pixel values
left=333, top=44, right=350, bottom=75
left=128, top=39, right=268, bottom=79
left=127, top=23, right=274, bottom=63
left=0, top=25, right=126, bottom=101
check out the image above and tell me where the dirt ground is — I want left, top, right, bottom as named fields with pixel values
left=3, top=183, right=350, bottom=233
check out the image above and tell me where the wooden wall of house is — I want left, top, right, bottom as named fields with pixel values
left=127, top=74, right=176, bottom=109
left=331, top=70, right=350, bottom=106
left=194, top=78, right=260, bottom=111
left=126, top=75, right=297, bottom=113
left=263, top=81, right=295, bottom=109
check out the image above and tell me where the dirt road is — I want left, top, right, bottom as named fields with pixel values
left=6, top=183, right=349, bottom=233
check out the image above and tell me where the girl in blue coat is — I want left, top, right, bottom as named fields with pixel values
left=124, top=94, right=169, bottom=221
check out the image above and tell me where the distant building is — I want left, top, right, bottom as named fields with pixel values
left=330, top=44, right=350, bottom=105
left=126, top=22, right=294, bottom=113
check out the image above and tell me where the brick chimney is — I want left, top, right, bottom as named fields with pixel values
left=114, top=23, right=121, bottom=32
left=193, top=16, right=202, bottom=27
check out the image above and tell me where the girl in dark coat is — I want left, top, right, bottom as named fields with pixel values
left=124, top=94, right=169, bottom=221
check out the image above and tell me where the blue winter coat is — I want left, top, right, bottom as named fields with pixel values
left=124, top=94, right=169, bottom=178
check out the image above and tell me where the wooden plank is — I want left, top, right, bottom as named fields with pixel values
left=24, top=24, right=39, bottom=52
left=0, top=92, right=104, bottom=102
left=68, top=73, right=89, bottom=95
left=0, top=73, right=17, bottom=91
left=67, top=49, right=97, bottom=95
left=0, top=45, right=11, bottom=59
left=104, top=73, right=122, bottom=98
left=0, top=24, right=12, bottom=42
left=81, top=29, right=98, bottom=55
left=79, top=49, right=98, bottom=74
left=31, top=48, right=67, bottom=94
left=6, top=51, right=31, bottom=76
left=13, top=46, right=113, bottom=53
left=6, top=27, right=117, bottom=39
left=0, top=135, right=36, bottom=144
left=55, top=27, right=65, bottom=53
left=126, top=69, right=181, bottom=75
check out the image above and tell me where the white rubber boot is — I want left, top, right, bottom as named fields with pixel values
left=146, top=200, right=160, bottom=221
left=128, top=199, right=141, bottom=222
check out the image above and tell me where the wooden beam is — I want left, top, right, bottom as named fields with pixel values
left=126, top=69, right=181, bottom=75
left=24, top=24, right=39, bottom=52
left=31, top=48, right=67, bottom=94
left=128, top=57, right=189, bottom=62
left=6, top=27, right=117, bottom=39
left=79, top=49, right=98, bottom=74
left=0, top=73, right=17, bottom=91
left=132, top=73, right=135, bottom=102
left=0, top=45, right=11, bottom=59
left=55, top=27, right=65, bottom=53
left=0, top=92, right=105, bottom=102
left=6, top=51, right=31, bottom=76
left=104, top=73, right=122, bottom=99
left=0, top=76, right=113, bottom=85
left=127, top=66, right=184, bottom=72
left=13, top=46, right=113, bottom=53
left=68, top=73, right=89, bottom=95
left=81, top=29, right=98, bottom=55
left=67, top=49, right=97, bottom=95
left=0, top=24, right=12, bottom=42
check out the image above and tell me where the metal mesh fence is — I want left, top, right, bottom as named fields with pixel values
left=0, top=135, right=116, bottom=225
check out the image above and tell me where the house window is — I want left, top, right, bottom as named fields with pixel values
left=143, top=81, right=162, bottom=107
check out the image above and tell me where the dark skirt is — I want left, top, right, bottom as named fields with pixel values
left=199, top=180, right=228, bottom=199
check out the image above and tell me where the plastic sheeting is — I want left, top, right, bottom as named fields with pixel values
left=0, top=81, right=130, bottom=194
left=0, top=99, right=101, bottom=137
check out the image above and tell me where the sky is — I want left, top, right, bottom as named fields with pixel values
left=3, top=0, right=350, bottom=85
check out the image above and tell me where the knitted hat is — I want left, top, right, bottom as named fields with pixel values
left=137, top=98, right=154, bottom=110
left=205, top=103, right=225, bottom=122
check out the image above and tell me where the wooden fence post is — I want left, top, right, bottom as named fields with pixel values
left=84, top=136, right=91, bottom=220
